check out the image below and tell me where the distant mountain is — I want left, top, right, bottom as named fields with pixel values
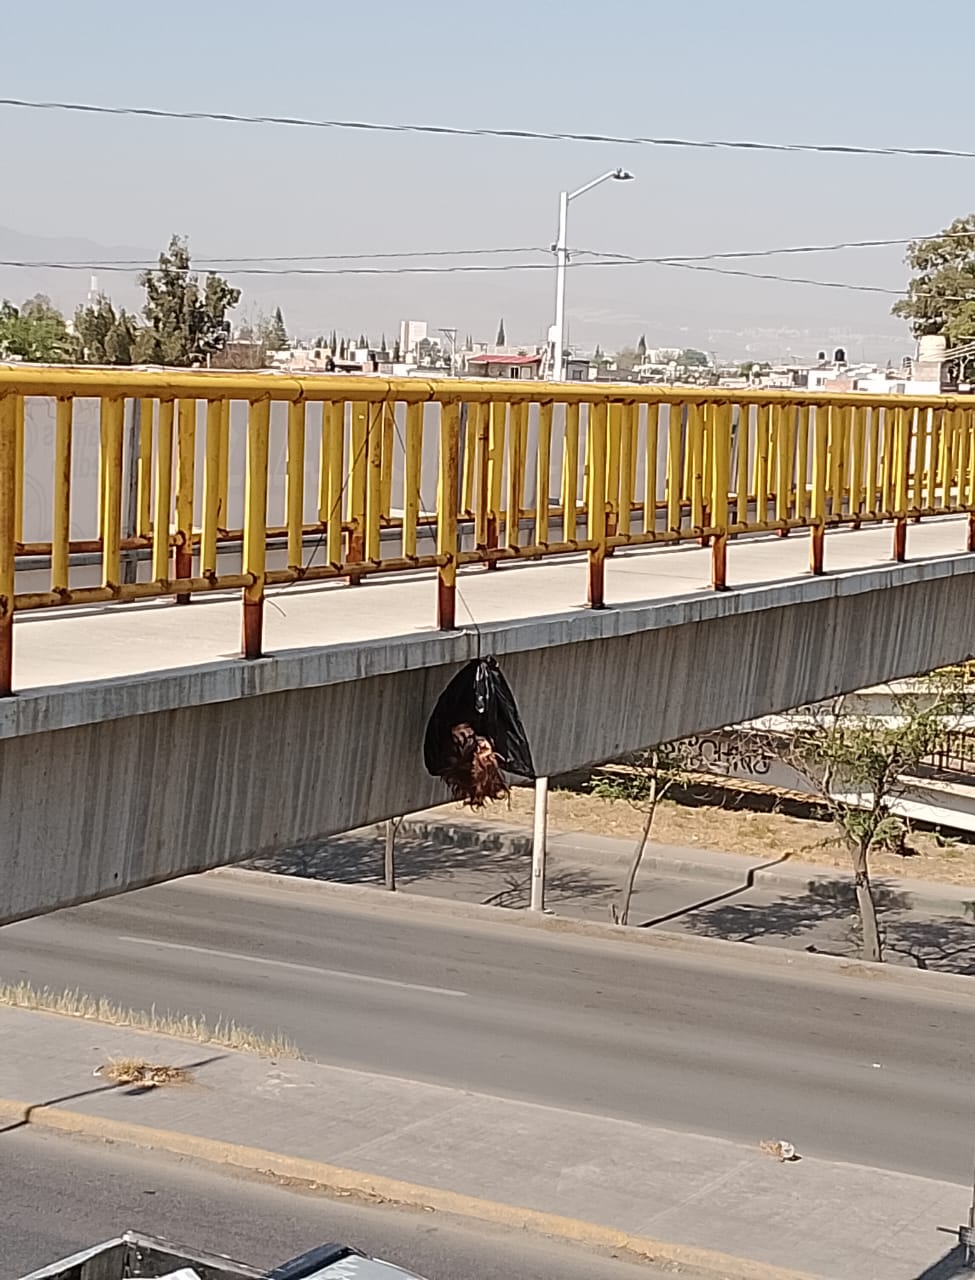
left=0, top=226, right=150, bottom=315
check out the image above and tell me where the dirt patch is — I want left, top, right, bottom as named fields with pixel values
left=469, top=785, right=975, bottom=887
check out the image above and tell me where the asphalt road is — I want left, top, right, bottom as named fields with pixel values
left=1, top=875, right=972, bottom=1184
left=0, top=1127, right=657, bottom=1280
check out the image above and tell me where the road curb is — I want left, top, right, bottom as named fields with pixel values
left=207, top=867, right=975, bottom=998
left=0, top=1097, right=818, bottom=1280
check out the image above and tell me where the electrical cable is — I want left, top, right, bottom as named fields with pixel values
left=3, top=95, right=975, bottom=160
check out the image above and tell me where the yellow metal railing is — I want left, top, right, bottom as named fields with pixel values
left=2, top=366, right=975, bottom=694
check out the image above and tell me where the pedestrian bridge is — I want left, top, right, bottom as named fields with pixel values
left=3, top=366, right=975, bottom=923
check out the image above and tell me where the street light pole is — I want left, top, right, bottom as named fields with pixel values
left=550, top=168, right=633, bottom=381
left=553, top=192, right=570, bottom=382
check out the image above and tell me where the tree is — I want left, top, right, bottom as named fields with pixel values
left=0, top=295, right=72, bottom=362
left=589, top=747, right=687, bottom=925
left=614, top=346, right=640, bottom=372
left=892, top=216, right=975, bottom=375
left=392, top=338, right=402, bottom=361
left=636, top=334, right=647, bottom=360
left=496, top=317, right=506, bottom=346
left=678, top=348, right=709, bottom=367
left=266, top=306, right=288, bottom=349
left=764, top=677, right=973, bottom=962
left=138, top=235, right=241, bottom=366
left=72, top=298, right=136, bottom=365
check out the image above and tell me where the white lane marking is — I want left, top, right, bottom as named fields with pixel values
left=117, top=936, right=467, bottom=998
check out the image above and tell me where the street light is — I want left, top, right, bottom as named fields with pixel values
left=551, top=168, right=634, bottom=381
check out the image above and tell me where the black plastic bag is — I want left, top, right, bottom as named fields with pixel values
left=424, top=658, right=535, bottom=806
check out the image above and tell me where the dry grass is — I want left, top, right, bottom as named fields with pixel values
left=482, top=786, right=975, bottom=886
left=0, top=981, right=301, bottom=1059
left=96, top=1058, right=193, bottom=1087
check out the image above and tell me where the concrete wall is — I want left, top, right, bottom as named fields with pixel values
left=4, top=556, right=975, bottom=924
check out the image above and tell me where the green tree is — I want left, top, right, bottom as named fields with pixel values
left=636, top=334, right=647, bottom=360
left=678, top=347, right=710, bottom=367
left=138, top=235, right=241, bottom=366
left=768, top=676, right=973, bottom=962
left=267, top=306, right=288, bottom=349
left=0, top=295, right=72, bottom=362
left=72, top=298, right=137, bottom=365
left=589, top=747, right=688, bottom=925
left=614, top=346, right=639, bottom=372
left=496, top=317, right=506, bottom=346
left=892, top=216, right=975, bottom=373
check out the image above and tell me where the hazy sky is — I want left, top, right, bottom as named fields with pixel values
left=3, top=0, right=974, bottom=360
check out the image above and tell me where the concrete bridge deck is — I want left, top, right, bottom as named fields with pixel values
left=6, top=515, right=973, bottom=734
left=4, top=515, right=975, bottom=924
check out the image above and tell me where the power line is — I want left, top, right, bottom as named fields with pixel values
left=3, top=228, right=960, bottom=278
left=2, top=95, right=975, bottom=160
left=579, top=230, right=975, bottom=265
left=94, top=246, right=547, bottom=267
left=0, top=251, right=942, bottom=296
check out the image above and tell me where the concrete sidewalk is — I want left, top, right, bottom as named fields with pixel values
left=0, top=1007, right=968, bottom=1280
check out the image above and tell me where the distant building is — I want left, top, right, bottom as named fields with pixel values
left=466, top=353, right=542, bottom=380
left=399, top=320, right=428, bottom=363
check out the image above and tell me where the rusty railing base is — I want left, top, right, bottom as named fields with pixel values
left=241, top=596, right=264, bottom=660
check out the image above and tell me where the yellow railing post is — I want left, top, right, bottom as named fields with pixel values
left=618, top=402, right=637, bottom=544
left=562, top=403, right=580, bottom=541
left=174, top=399, right=196, bottom=602
left=810, top=404, right=828, bottom=574
left=437, top=400, right=460, bottom=630
left=735, top=403, right=750, bottom=527
left=666, top=403, right=683, bottom=534
left=136, top=398, right=153, bottom=538
left=286, top=400, right=306, bottom=570
left=100, top=396, right=125, bottom=592
left=506, top=402, right=527, bottom=549
left=347, top=402, right=368, bottom=579
left=486, top=401, right=506, bottom=566
left=381, top=401, right=395, bottom=522
left=401, top=401, right=422, bottom=559
left=710, top=402, right=732, bottom=589
left=13, top=393, right=24, bottom=546
left=152, top=400, right=175, bottom=583
left=324, top=401, right=345, bottom=568
left=849, top=405, right=865, bottom=526
left=201, top=399, right=223, bottom=578
left=587, top=400, right=608, bottom=608
left=893, top=406, right=910, bottom=562
left=643, top=404, right=659, bottom=534
left=606, top=402, right=622, bottom=547
left=473, top=401, right=490, bottom=551
left=754, top=404, right=770, bottom=525
left=52, top=397, right=73, bottom=596
left=242, top=398, right=270, bottom=659
left=0, top=393, right=17, bottom=695
left=774, top=404, right=791, bottom=535
left=795, top=405, right=810, bottom=522
left=365, top=401, right=384, bottom=562
left=535, top=402, right=553, bottom=546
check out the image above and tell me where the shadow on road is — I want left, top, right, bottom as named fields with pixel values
left=912, top=1243, right=973, bottom=1279
left=247, top=828, right=620, bottom=908
left=636, top=853, right=792, bottom=930
left=682, top=879, right=975, bottom=974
